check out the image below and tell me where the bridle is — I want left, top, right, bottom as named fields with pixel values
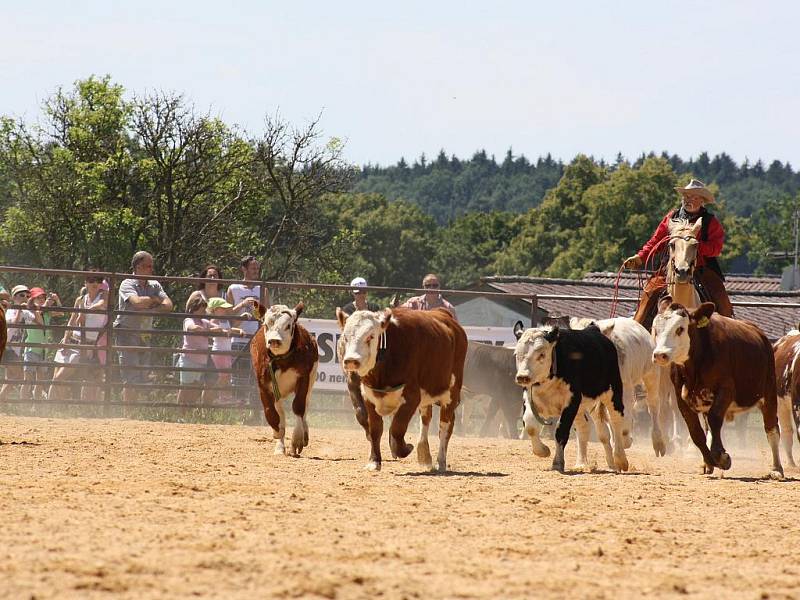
left=666, top=234, right=698, bottom=287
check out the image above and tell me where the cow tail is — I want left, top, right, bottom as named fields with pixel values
left=611, top=361, right=625, bottom=416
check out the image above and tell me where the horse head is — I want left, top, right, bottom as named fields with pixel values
left=667, top=218, right=703, bottom=284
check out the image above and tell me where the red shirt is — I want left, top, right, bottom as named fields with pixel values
left=637, top=211, right=724, bottom=267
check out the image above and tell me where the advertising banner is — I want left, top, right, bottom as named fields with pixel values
left=300, top=318, right=517, bottom=392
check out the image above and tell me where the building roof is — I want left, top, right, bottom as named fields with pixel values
left=468, top=275, right=800, bottom=340
left=584, top=271, right=784, bottom=293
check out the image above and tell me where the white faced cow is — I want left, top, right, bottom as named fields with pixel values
left=514, top=325, right=629, bottom=473
left=651, top=297, right=783, bottom=478
left=251, top=303, right=319, bottom=456
left=336, top=307, right=467, bottom=473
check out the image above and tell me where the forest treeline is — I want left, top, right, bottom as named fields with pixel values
left=0, top=76, right=797, bottom=315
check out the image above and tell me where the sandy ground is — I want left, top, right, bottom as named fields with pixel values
left=1, top=415, right=800, bottom=600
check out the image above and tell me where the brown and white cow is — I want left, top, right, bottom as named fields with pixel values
left=772, top=329, right=800, bottom=467
left=336, top=306, right=468, bottom=472
left=651, top=298, right=784, bottom=478
left=251, top=302, right=319, bottom=456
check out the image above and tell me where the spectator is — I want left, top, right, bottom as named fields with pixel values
left=226, top=255, right=268, bottom=404
left=176, top=295, right=217, bottom=406
left=402, top=273, right=457, bottom=319
left=0, top=282, right=9, bottom=307
left=22, top=287, right=63, bottom=401
left=341, top=277, right=380, bottom=316
left=114, top=251, right=174, bottom=404
left=0, top=286, right=40, bottom=400
left=185, top=264, right=224, bottom=313
left=49, top=271, right=108, bottom=402
left=205, top=297, right=244, bottom=405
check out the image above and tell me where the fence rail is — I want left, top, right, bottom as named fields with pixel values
left=1, top=265, right=797, bottom=417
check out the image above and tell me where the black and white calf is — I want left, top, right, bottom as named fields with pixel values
left=514, top=325, right=629, bottom=472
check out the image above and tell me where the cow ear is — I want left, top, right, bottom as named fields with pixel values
left=657, top=295, right=673, bottom=315
left=335, top=307, right=348, bottom=331
left=691, top=302, right=715, bottom=324
left=598, top=320, right=615, bottom=336
left=389, top=293, right=400, bottom=308
left=253, top=301, right=268, bottom=321
left=379, top=307, right=392, bottom=330
left=293, top=301, right=304, bottom=318
left=691, top=217, right=703, bottom=237
left=512, top=320, right=525, bottom=340
left=544, top=326, right=559, bottom=343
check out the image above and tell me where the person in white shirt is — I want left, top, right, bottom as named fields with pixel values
left=0, top=285, right=41, bottom=400
left=226, top=255, right=269, bottom=404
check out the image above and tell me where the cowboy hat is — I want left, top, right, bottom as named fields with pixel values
left=675, top=179, right=714, bottom=203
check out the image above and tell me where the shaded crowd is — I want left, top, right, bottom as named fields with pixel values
left=0, top=251, right=456, bottom=406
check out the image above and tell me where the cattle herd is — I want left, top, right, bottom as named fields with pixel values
left=18, top=294, right=779, bottom=479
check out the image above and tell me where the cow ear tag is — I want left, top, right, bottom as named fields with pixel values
left=696, top=316, right=709, bottom=328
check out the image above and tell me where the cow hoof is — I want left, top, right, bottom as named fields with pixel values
left=390, top=439, right=413, bottom=460
left=531, top=444, right=551, bottom=458
left=417, top=444, right=433, bottom=469
left=551, top=458, right=565, bottom=473
left=573, top=461, right=588, bottom=471
left=364, top=461, right=381, bottom=472
left=436, top=461, right=447, bottom=473
left=274, top=441, right=286, bottom=455
left=652, top=433, right=667, bottom=457
left=715, top=452, right=732, bottom=470
left=290, top=444, right=302, bottom=457
left=702, top=463, right=714, bottom=475
left=614, top=454, right=629, bottom=472
left=292, top=429, right=305, bottom=453
left=768, top=469, right=785, bottom=481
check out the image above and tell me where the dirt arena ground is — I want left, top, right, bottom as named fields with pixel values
left=2, top=415, right=800, bottom=599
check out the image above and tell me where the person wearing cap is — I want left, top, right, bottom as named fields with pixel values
left=21, top=286, right=63, bottom=401
left=401, top=273, right=457, bottom=319
left=0, top=286, right=40, bottom=401
left=341, top=277, right=380, bottom=316
left=623, top=178, right=733, bottom=326
left=205, top=297, right=244, bottom=405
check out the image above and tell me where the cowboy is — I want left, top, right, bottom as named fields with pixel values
left=623, top=179, right=733, bottom=327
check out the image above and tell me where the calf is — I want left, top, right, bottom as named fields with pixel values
left=336, top=307, right=467, bottom=472
left=571, top=317, right=669, bottom=456
left=514, top=324, right=628, bottom=473
left=250, top=302, right=319, bottom=456
left=772, top=329, right=800, bottom=467
left=651, top=298, right=783, bottom=478
left=463, top=341, right=522, bottom=438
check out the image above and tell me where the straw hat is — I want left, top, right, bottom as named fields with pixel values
left=675, top=179, right=714, bottom=203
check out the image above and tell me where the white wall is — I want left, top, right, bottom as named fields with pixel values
left=454, top=297, right=530, bottom=328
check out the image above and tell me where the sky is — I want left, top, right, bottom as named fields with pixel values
left=3, top=1, right=799, bottom=168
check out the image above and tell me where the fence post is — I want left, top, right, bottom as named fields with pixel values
left=530, top=294, right=539, bottom=327
left=103, top=275, right=116, bottom=416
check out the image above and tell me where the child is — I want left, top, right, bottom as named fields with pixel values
left=205, top=297, right=244, bottom=405
left=23, top=287, right=63, bottom=401
left=0, top=286, right=40, bottom=401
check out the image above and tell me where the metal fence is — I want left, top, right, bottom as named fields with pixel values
left=0, top=266, right=552, bottom=416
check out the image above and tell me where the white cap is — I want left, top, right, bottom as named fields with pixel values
left=350, top=277, right=367, bottom=292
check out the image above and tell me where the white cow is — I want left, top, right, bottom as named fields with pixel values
left=570, top=317, right=670, bottom=456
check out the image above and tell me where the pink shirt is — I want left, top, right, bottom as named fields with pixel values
left=402, top=294, right=457, bottom=319
left=181, top=317, right=212, bottom=356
